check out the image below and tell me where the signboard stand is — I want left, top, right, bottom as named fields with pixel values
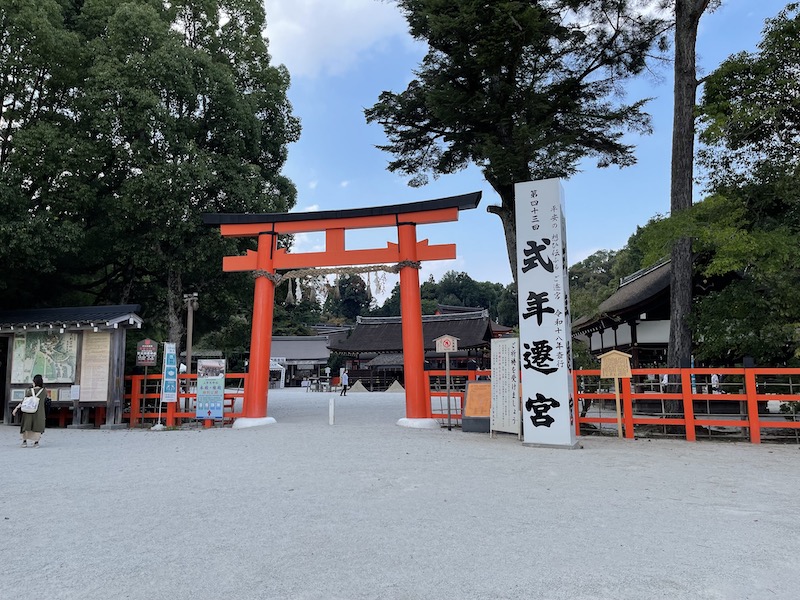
left=599, top=350, right=632, bottom=439
left=462, top=381, right=492, bottom=433
left=152, top=342, right=178, bottom=431
left=489, top=338, right=521, bottom=438
left=136, top=339, right=158, bottom=429
left=152, top=398, right=165, bottom=431
left=196, top=358, right=226, bottom=424
left=434, top=335, right=459, bottom=431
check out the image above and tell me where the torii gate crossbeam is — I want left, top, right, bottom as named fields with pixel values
left=203, top=192, right=481, bottom=425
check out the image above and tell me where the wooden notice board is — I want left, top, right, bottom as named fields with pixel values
left=464, top=381, right=492, bottom=417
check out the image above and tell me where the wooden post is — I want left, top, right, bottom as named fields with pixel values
left=613, top=379, right=623, bottom=439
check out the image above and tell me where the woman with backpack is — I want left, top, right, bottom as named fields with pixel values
left=11, top=374, right=48, bottom=448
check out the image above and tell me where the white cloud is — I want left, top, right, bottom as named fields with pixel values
left=289, top=203, right=320, bottom=213
left=340, top=180, right=350, bottom=188
left=292, top=232, right=325, bottom=253
left=264, top=0, right=411, bottom=78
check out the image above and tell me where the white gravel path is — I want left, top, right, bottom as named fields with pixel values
left=2, top=389, right=798, bottom=600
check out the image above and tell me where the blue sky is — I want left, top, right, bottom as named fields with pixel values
left=263, top=0, right=790, bottom=301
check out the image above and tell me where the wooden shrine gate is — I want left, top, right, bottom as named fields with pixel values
left=204, top=192, right=481, bottom=425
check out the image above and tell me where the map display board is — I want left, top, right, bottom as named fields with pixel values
left=12, top=332, right=79, bottom=384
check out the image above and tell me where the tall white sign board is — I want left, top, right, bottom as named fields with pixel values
left=490, top=337, right=520, bottom=436
left=515, top=179, right=577, bottom=448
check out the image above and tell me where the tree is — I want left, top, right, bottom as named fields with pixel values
left=568, top=250, right=619, bottom=320
left=0, top=0, right=84, bottom=296
left=366, top=1, right=670, bottom=281
left=667, top=0, right=717, bottom=368
left=370, top=270, right=518, bottom=326
left=323, top=275, right=372, bottom=322
left=0, top=0, right=300, bottom=353
left=688, top=3, right=800, bottom=364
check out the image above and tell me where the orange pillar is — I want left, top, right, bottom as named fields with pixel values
left=397, top=223, right=430, bottom=419
left=244, top=231, right=276, bottom=418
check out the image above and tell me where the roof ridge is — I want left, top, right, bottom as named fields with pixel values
left=357, top=310, right=488, bottom=324
left=618, top=257, right=670, bottom=287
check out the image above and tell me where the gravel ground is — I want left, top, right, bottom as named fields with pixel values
left=2, top=388, right=799, bottom=600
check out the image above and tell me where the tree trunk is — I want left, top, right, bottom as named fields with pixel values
left=668, top=0, right=710, bottom=370
left=487, top=186, right=517, bottom=285
left=167, top=267, right=184, bottom=355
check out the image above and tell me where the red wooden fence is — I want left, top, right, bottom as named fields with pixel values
left=123, top=367, right=800, bottom=442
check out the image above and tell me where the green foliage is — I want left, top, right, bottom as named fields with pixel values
left=568, top=250, right=619, bottom=320
left=568, top=217, right=670, bottom=321
left=371, top=271, right=518, bottom=327
left=366, top=0, right=670, bottom=275
left=689, top=3, right=800, bottom=365
left=323, top=275, right=372, bottom=322
left=0, top=0, right=299, bottom=351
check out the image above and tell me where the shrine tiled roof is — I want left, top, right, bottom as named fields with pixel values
left=572, top=260, right=670, bottom=334
left=596, top=259, right=670, bottom=316
left=329, top=311, right=493, bottom=354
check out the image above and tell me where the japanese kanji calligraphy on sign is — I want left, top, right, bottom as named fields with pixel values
left=514, top=179, right=577, bottom=448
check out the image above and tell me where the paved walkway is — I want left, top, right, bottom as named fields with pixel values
left=2, top=389, right=798, bottom=599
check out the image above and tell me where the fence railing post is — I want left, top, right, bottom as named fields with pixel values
left=573, top=370, right=581, bottom=438
left=130, top=375, right=141, bottom=428
left=621, top=377, right=634, bottom=439
left=744, top=369, right=761, bottom=444
left=166, top=397, right=175, bottom=428
left=681, top=369, right=696, bottom=442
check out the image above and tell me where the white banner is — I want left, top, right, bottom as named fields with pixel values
left=514, top=179, right=576, bottom=447
left=490, top=338, right=520, bottom=435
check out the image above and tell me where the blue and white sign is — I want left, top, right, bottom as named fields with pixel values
left=161, top=342, right=178, bottom=403
left=196, top=358, right=225, bottom=420
left=515, top=179, right=576, bottom=448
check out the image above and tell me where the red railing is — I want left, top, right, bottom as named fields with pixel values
left=426, top=369, right=491, bottom=422
left=125, top=373, right=247, bottom=428
left=122, top=367, right=800, bottom=442
left=573, top=368, right=800, bottom=443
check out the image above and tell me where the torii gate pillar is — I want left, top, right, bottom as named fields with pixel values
left=204, top=192, right=481, bottom=427
left=397, top=223, right=427, bottom=419
left=245, top=232, right=276, bottom=418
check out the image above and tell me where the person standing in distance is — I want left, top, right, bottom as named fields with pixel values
left=12, top=374, right=48, bottom=448
left=340, top=370, right=349, bottom=396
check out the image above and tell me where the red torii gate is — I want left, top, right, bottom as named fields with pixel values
left=204, top=192, right=481, bottom=424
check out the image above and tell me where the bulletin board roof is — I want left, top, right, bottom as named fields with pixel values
left=0, top=305, right=143, bottom=330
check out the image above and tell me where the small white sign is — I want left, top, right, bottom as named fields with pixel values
left=434, top=335, right=459, bottom=354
